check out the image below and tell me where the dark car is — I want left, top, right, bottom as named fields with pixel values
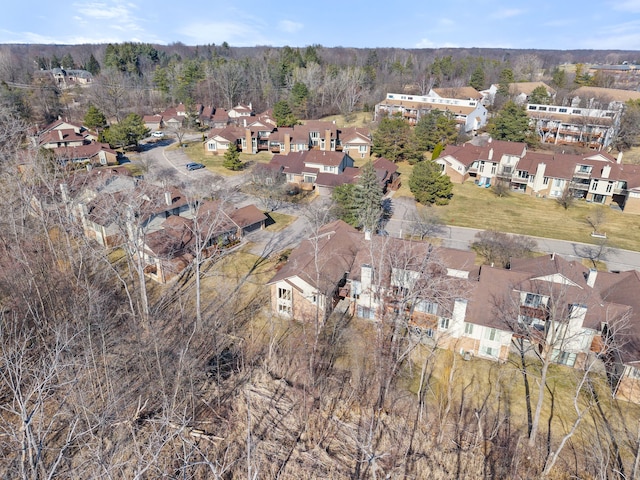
left=186, top=162, right=205, bottom=171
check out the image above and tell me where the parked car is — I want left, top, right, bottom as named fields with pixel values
left=151, top=131, right=164, bottom=138
left=186, top=162, right=205, bottom=171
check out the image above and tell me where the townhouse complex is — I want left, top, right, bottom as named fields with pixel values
left=436, top=138, right=640, bottom=213
left=269, top=220, right=640, bottom=404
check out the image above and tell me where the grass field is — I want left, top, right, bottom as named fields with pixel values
left=390, top=160, right=640, bottom=251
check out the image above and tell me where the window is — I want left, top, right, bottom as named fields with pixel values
left=538, top=106, right=547, bottom=111
left=543, top=177, right=549, bottom=185
left=464, top=323, right=474, bottom=335
left=439, top=317, right=450, bottom=330
left=278, top=303, right=292, bottom=315
left=559, top=108, right=567, bottom=113
left=591, top=179, right=599, bottom=191
left=549, top=107, right=557, bottom=112
left=572, top=109, right=582, bottom=114
left=416, top=301, right=438, bottom=314
left=323, top=165, right=332, bottom=172
left=485, top=328, right=498, bottom=341
left=304, top=175, right=314, bottom=183
left=524, top=293, right=543, bottom=307
left=278, top=288, right=291, bottom=301
left=357, top=305, right=375, bottom=320
left=359, top=145, right=367, bottom=153
left=481, top=346, right=495, bottom=357
left=629, top=367, right=640, bottom=379
left=551, top=349, right=577, bottom=367
left=606, top=182, right=613, bottom=193
left=491, top=164, right=497, bottom=175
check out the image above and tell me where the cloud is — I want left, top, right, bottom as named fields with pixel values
left=490, top=8, right=526, bottom=19
left=278, top=20, right=303, bottom=34
left=610, top=0, right=640, bottom=12
left=177, top=21, right=271, bottom=46
left=580, top=19, right=640, bottom=49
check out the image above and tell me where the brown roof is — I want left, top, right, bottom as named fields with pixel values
left=432, top=86, right=483, bottom=100
left=508, top=81, right=556, bottom=96
left=228, top=204, right=267, bottom=229
left=571, top=86, right=640, bottom=104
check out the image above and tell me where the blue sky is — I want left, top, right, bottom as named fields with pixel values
left=1, top=0, right=640, bottom=50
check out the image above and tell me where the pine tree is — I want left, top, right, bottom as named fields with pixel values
left=83, top=105, right=107, bottom=131
left=409, top=160, right=453, bottom=205
left=489, top=101, right=537, bottom=146
left=85, top=54, right=101, bottom=75
left=273, top=100, right=298, bottom=127
left=470, top=66, right=485, bottom=90
left=223, top=143, right=243, bottom=171
left=371, top=116, right=412, bottom=162
left=353, top=161, right=383, bottom=232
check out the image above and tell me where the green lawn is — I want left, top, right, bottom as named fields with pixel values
left=436, top=182, right=640, bottom=251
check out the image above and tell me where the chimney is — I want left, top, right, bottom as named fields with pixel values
left=364, top=229, right=371, bottom=241
left=488, top=137, right=493, bottom=143
left=60, top=183, right=69, bottom=203
left=602, top=164, right=611, bottom=179
left=284, top=133, right=291, bottom=153
left=325, top=129, right=332, bottom=151
left=586, top=268, right=598, bottom=288
left=488, top=148, right=494, bottom=160
left=617, top=151, right=623, bottom=164
left=165, top=191, right=172, bottom=206
left=58, top=130, right=64, bottom=140
left=361, top=264, right=372, bottom=291
left=245, top=129, right=254, bottom=154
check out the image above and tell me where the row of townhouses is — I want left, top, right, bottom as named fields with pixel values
left=31, top=167, right=267, bottom=284
left=435, top=138, right=640, bottom=213
left=268, top=220, right=640, bottom=404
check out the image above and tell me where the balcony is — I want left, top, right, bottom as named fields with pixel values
left=573, top=170, right=592, bottom=179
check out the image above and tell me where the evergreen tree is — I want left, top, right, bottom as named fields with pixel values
left=222, top=143, right=243, bottom=171
left=413, top=110, right=458, bottom=153
left=332, top=184, right=358, bottom=226
left=371, top=115, right=412, bottom=162
left=290, top=82, right=309, bottom=119
left=489, top=101, right=537, bottom=146
left=273, top=100, right=298, bottom=127
left=85, top=54, right=101, bottom=75
left=103, top=113, right=149, bottom=148
left=61, top=53, right=76, bottom=69
left=353, top=161, right=383, bottom=231
left=409, top=160, right=453, bottom=205
left=528, top=85, right=551, bottom=105
left=551, top=67, right=567, bottom=88
left=469, top=66, right=485, bottom=90
left=83, top=105, right=107, bottom=131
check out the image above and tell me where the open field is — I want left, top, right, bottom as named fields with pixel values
left=391, top=160, right=640, bottom=251
left=437, top=182, right=640, bottom=251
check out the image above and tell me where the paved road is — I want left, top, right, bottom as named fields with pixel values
left=134, top=136, right=310, bottom=257
left=385, top=194, right=640, bottom=272
left=134, top=140, right=640, bottom=272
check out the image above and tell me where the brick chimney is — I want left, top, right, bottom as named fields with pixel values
left=245, top=129, right=254, bottom=154
left=284, top=133, right=291, bottom=153
left=325, top=129, right=332, bottom=151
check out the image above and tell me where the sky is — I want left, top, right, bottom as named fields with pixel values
left=1, top=0, right=640, bottom=51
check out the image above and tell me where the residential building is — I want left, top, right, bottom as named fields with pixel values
left=436, top=138, right=640, bottom=210
left=480, top=82, right=556, bottom=106
left=374, top=89, right=488, bottom=132
left=270, top=224, right=639, bottom=402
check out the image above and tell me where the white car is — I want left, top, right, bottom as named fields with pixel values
left=151, top=131, right=164, bottom=138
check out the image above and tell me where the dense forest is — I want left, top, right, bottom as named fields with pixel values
left=1, top=43, right=640, bottom=479
left=1, top=42, right=640, bottom=126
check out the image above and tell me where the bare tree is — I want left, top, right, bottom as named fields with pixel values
left=472, top=230, right=537, bottom=267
